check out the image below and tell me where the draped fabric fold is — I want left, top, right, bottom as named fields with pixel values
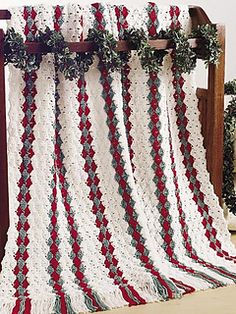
left=1, top=3, right=235, bottom=314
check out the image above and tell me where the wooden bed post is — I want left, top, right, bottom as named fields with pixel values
left=191, top=6, right=225, bottom=203
left=0, top=29, right=9, bottom=271
left=206, top=24, right=225, bottom=201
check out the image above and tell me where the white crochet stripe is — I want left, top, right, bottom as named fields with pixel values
left=66, top=4, right=83, bottom=41
left=177, top=5, right=192, bottom=33
left=7, top=8, right=25, bottom=35
left=25, top=55, right=57, bottom=308
left=35, top=5, right=55, bottom=32
left=0, top=66, right=25, bottom=309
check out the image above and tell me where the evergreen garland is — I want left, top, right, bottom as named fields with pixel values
left=4, top=24, right=221, bottom=79
left=171, top=30, right=197, bottom=74
left=223, top=81, right=236, bottom=215
left=4, top=28, right=42, bottom=73
left=123, top=28, right=168, bottom=73
left=158, top=29, right=196, bottom=74
left=86, top=28, right=122, bottom=72
left=38, top=27, right=80, bottom=80
left=225, top=79, right=236, bottom=95
left=191, top=24, right=222, bottom=66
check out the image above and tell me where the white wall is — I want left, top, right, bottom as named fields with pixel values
left=0, top=0, right=235, bottom=86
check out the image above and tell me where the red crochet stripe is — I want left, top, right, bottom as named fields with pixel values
left=12, top=7, right=38, bottom=314
left=114, top=5, right=128, bottom=35
left=169, top=5, right=236, bottom=263
left=54, top=5, right=62, bottom=32
left=23, top=7, right=37, bottom=39
left=45, top=7, right=68, bottom=313
left=169, top=5, right=181, bottom=30
left=114, top=5, right=135, bottom=173
left=77, top=75, right=145, bottom=306
left=147, top=2, right=158, bottom=37
left=12, top=298, right=31, bottom=314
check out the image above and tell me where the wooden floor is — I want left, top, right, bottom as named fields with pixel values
left=101, top=233, right=236, bottom=314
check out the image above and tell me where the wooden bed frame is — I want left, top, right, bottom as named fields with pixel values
left=0, top=6, right=225, bottom=268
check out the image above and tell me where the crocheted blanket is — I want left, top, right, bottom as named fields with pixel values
left=1, top=3, right=236, bottom=314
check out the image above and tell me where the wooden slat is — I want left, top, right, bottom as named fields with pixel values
left=0, top=29, right=9, bottom=271
left=197, top=88, right=208, bottom=150
left=19, top=38, right=202, bottom=54
left=189, top=6, right=211, bottom=28
left=206, top=24, right=225, bottom=202
left=0, top=10, right=11, bottom=20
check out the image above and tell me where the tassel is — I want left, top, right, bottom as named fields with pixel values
left=12, top=299, right=21, bottom=314
left=53, top=295, right=62, bottom=314
left=24, top=298, right=32, bottom=314
left=151, top=276, right=182, bottom=300
left=122, top=286, right=140, bottom=306
left=84, top=292, right=109, bottom=312
left=93, top=292, right=110, bottom=311
left=65, top=294, right=77, bottom=314
left=53, top=294, right=76, bottom=314
left=19, top=298, right=26, bottom=314
left=12, top=297, right=31, bottom=314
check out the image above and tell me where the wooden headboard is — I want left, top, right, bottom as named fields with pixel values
left=0, top=6, right=225, bottom=267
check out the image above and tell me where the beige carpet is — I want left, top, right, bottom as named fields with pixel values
left=100, top=233, right=236, bottom=314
